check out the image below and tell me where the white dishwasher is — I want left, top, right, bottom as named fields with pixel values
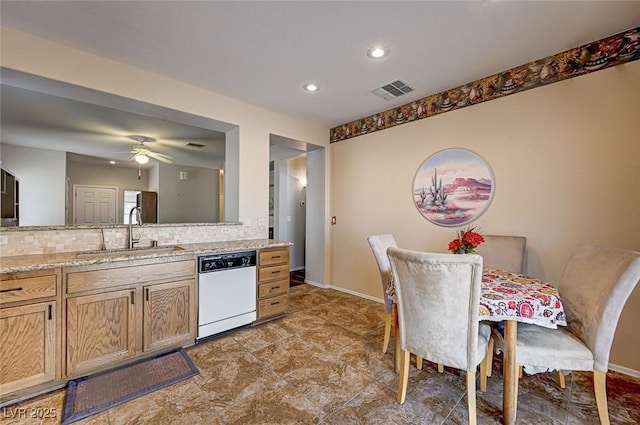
left=197, top=251, right=256, bottom=341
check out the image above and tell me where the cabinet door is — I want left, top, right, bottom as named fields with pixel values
left=66, top=289, right=136, bottom=376
left=143, top=280, right=195, bottom=352
left=0, top=302, right=56, bottom=394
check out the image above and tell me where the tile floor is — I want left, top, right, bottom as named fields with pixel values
left=2, top=284, right=639, bottom=425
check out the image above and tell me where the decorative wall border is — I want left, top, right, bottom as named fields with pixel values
left=330, top=26, right=640, bottom=143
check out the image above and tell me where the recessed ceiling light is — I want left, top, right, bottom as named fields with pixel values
left=303, top=83, right=319, bottom=92
left=367, top=46, right=387, bottom=59
left=109, top=160, right=116, bottom=164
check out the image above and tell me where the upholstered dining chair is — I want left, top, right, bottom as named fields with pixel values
left=387, top=247, right=491, bottom=425
left=494, top=244, right=640, bottom=425
left=474, top=235, right=527, bottom=274
left=366, top=234, right=398, bottom=353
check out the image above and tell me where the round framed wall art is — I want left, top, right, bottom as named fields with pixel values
left=412, top=148, right=494, bottom=227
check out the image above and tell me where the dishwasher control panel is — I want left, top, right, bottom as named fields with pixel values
left=199, top=251, right=257, bottom=273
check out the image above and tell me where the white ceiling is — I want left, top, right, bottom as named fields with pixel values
left=1, top=1, right=639, bottom=159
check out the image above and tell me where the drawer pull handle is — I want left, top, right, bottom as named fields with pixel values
left=271, top=271, right=280, bottom=274
left=146, top=288, right=150, bottom=302
left=48, top=304, right=53, bottom=321
left=0, top=287, right=23, bottom=293
left=270, top=301, right=280, bottom=306
left=271, top=286, right=280, bottom=290
left=130, top=291, right=135, bottom=305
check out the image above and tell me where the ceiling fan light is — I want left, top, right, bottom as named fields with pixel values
left=134, top=153, right=149, bottom=164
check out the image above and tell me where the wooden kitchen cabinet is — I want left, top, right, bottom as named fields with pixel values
left=0, top=302, right=56, bottom=395
left=0, top=269, right=61, bottom=398
left=66, top=288, right=136, bottom=375
left=64, top=258, right=196, bottom=377
left=256, top=247, right=290, bottom=322
left=143, top=279, right=196, bottom=352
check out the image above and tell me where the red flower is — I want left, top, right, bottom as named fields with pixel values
left=448, top=225, right=485, bottom=254
left=448, top=239, right=461, bottom=252
left=462, top=231, right=485, bottom=246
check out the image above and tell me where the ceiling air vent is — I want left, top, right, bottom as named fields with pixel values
left=185, top=142, right=206, bottom=148
left=371, top=79, right=414, bottom=101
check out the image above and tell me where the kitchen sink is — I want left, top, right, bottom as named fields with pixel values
left=76, top=245, right=185, bottom=259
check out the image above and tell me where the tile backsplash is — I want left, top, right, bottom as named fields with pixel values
left=0, top=223, right=265, bottom=256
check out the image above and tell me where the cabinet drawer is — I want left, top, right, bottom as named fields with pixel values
left=258, top=278, right=289, bottom=298
left=257, top=294, right=288, bottom=319
left=258, top=264, right=289, bottom=283
left=66, top=260, right=195, bottom=294
left=259, top=248, right=289, bottom=267
left=0, top=273, right=57, bottom=305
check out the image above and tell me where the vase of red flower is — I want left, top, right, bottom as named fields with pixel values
left=448, top=226, right=485, bottom=254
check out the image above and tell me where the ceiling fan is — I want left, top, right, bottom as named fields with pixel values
left=128, top=135, right=173, bottom=164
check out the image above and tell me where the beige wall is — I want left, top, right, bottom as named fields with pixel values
left=330, top=61, right=640, bottom=372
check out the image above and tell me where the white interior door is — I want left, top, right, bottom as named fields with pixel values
left=74, top=185, right=117, bottom=224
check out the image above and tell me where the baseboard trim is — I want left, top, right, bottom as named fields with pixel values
left=609, top=363, right=640, bottom=378
left=322, top=284, right=385, bottom=305
left=303, top=279, right=325, bottom=288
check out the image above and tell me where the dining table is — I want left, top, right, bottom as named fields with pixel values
left=391, top=268, right=567, bottom=425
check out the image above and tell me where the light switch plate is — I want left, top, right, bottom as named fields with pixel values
left=0, top=235, right=7, bottom=244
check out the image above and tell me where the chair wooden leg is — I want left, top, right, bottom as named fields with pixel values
left=382, top=312, right=392, bottom=353
left=397, top=350, right=410, bottom=404
left=557, top=371, right=566, bottom=389
left=593, top=371, right=610, bottom=425
left=518, top=365, right=523, bottom=379
left=466, top=371, right=477, bottom=425
left=416, top=355, right=423, bottom=370
left=438, top=364, right=444, bottom=373
left=486, top=335, right=494, bottom=377
left=479, top=350, right=490, bottom=392
left=393, top=304, right=401, bottom=373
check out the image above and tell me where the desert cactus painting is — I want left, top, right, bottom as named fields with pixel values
left=412, top=148, right=494, bottom=226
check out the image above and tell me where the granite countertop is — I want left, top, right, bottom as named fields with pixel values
left=0, top=239, right=292, bottom=274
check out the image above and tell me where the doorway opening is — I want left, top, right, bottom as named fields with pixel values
left=270, top=134, right=326, bottom=287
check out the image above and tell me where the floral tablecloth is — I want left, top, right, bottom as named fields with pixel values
left=386, top=268, right=567, bottom=329
left=478, top=269, right=566, bottom=329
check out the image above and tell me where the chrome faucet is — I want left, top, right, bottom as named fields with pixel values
left=128, top=207, right=142, bottom=249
